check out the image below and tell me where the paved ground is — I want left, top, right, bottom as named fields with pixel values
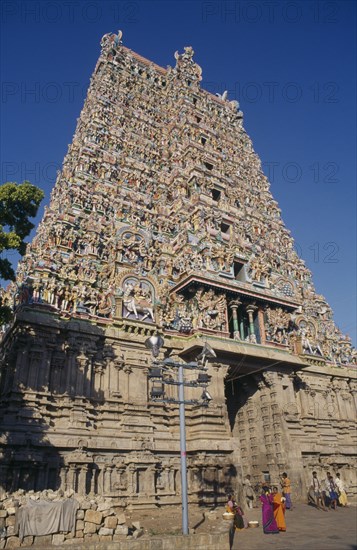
left=229, top=503, right=357, bottom=550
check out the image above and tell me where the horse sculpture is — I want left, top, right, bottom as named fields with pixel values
left=123, top=282, right=155, bottom=322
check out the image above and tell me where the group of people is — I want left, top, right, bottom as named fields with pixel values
left=229, top=472, right=292, bottom=536
left=229, top=469, right=349, bottom=540
left=309, top=471, right=348, bottom=511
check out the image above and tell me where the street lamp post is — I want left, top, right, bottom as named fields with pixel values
left=145, top=335, right=216, bottom=536
left=178, top=362, right=189, bottom=535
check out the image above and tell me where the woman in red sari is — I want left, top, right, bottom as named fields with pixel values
left=272, top=486, right=286, bottom=531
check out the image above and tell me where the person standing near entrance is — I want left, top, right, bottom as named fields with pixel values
left=272, top=486, right=286, bottom=531
left=327, top=473, right=338, bottom=510
left=281, top=472, right=292, bottom=510
left=335, top=472, right=348, bottom=507
left=322, top=471, right=332, bottom=508
left=243, top=474, right=255, bottom=509
left=312, top=471, right=327, bottom=510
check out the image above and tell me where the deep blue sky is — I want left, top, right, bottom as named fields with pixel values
left=1, top=0, right=356, bottom=345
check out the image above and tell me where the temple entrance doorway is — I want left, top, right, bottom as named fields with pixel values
left=224, top=364, right=287, bottom=490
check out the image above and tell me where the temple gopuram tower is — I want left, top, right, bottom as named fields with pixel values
left=1, top=32, right=356, bottom=507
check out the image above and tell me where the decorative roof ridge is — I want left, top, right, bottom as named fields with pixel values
left=121, top=46, right=231, bottom=106
left=121, top=46, right=167, bottom=75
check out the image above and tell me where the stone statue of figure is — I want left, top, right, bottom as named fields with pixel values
left=301, top=328, right=323, bottom=356
left=122, top=281, right=155, bottom=322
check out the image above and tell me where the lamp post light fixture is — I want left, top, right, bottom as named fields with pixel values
left=146, top=337, right=214, bottom=536
left=196, top=341, right=217, bottom=368
left=144, top=333, right=165, bottom=358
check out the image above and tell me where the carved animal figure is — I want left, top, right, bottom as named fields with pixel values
left=123, top=282, right=155, bottom=322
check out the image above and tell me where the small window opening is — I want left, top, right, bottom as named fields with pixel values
left=234, top=261, right=244, bottom=279
left=262, top=471, right=271, bottom=483
left=192, top=96, right=197, bottom=104
left=201, top=136, right=207, bottom=145
left=196, top=116, right=201, bottom=123
left=212, top=188, right=221, bottom=201
left=221, top=222, right=230, bottom=234
left=204, top=161, right=214, bottom=171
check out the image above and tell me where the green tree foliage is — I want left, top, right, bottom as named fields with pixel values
left=0, top=181, right=44, bottom=323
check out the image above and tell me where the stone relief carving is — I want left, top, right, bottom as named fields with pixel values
left=120, top=278, right=155, bottom=323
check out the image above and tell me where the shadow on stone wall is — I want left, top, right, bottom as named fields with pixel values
left=0, top=310, right=111, bottom=494
left=225, top=374, right=258, bottom=432
left=0, top=390, right=63, bottom=493
left=196, top=463, right=237, bottom=508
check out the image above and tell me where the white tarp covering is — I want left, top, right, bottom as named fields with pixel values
left=16, top=498, right=79, bottom=541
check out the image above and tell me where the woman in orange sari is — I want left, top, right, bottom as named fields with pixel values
left=272, top=486, right=286, bottom=532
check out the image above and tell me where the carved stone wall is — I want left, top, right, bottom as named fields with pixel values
left=1, top=308, right=355, bottom=506
left=0, top=310, right=238, bottom=506
left=226, top=366, right=357, bottom=500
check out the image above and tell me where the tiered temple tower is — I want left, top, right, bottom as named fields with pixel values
left=0, top=32, right=356, bottom=506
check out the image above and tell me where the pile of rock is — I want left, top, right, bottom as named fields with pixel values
left=0, top=489, right=144, bottom=548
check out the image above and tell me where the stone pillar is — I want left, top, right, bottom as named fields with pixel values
left=76, top=356, right=88, bottom=396
left=93, top=363, right=104, bottom=397
left=246, top=305, right=258, bottom=343
left=113, top=358, right=124, bottom=397
left=239, top=314, right=245, bottom=340
left=103, top=465, right=112, bottom=494
left=68, top=465, right=76, bottom=491
left=128, top=465, right=137, bottom=495
left=258, top=308, right=266, bottom=344
left=41, top=348, right=53, bottom=390
left=322, top=389, right=334, bottom=419
left=65, top=352, right=75, bottom=395
left=28, top=350, right=42, bottom=389
left=340, top=388, right=354, bottom=420
left=78, top=465, right=88, bottom=495
left=332, top=378, right=351, bottom=419
left=12, top=349, right=27, bottom=389
left=97, top=466, right=104, bottom=495
left=83, top=354, right=93, bottom=398
left=163, top=466, right=172, bottom=493
left=144, top=466, right=155, bottom=496
left=90, top=467, right=97, bottom=495
left=117, top=466, right=127, bottom=491
left=229, top=299, right=241, bottom=339
left=123, top=365, right=133, bottom=402
left=60, top=467, right=67, bottom=492
left=103, top=358, right=111, bottom=399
